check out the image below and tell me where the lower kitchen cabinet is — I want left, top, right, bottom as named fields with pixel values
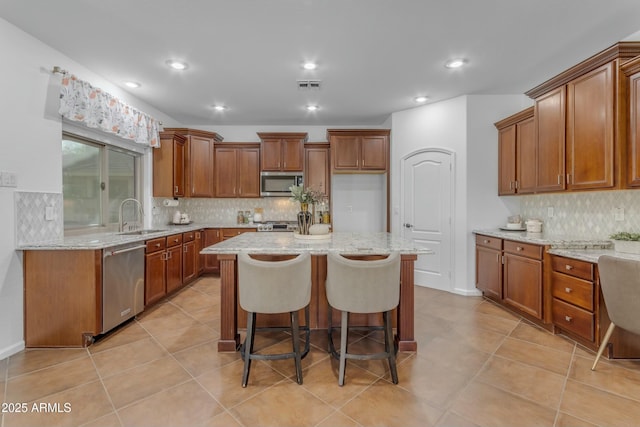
left=182, top=230, right=197, bottom=284
left=145, top=233, right=183, bottom=306
left=165, top=234, right=183, bottom=294
left=195, top=229, right=205, bottom=275
left=475, top=235, right=502, bottom=300
left=203, top=228, right=221, bottom=273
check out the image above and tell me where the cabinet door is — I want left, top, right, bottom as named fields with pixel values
left=360, top=135, right=388, bottom=170
left=153, top=133, right=185, bottom=198
left=166, top=246, right=183, bottom=294
left=238, top=148, right=261, bottom=197
left=188, top=135, right=214, bottom=197
left=566, top=62, right=614, bottom=190
left=503, top=253, right=542, bottom=319
left=498, top=125, right=517, bottom=195
left=145, top=251, right=166, bottom=306
left=331, top=135, right=360, bottom=170
left=476, top=245, right=502, bottom=300
left=305, top=146, right=330, bottom=197
left=629, top=69, right=640, bottom=186
left=261, top=139, right=282, bottom=171
left=214, top=148, right=238, bottom=197
left=282, top=138, right=304, bottom=171
left=535, top=86, right=566, bottom=192
left=195, top=230, right=205, bottom=275
left=182, top=240, right=197, bottom=284
left=516, top=116, right=537, bottom=193
left=203, top=229, right=221, bottom=273
left=173, top=137, right=186, bottom=197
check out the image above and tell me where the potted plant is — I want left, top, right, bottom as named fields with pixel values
left=289, top=186, right=324, bottom=234
left=610, top=232, right=640, bottom=254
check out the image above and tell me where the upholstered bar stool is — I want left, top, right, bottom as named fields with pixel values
left=238, top=252, right=312, bottom=387
left=325, top=251, right=401, bottom=386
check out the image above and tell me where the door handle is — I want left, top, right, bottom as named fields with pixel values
left=403, top=223, right=413, bottom=228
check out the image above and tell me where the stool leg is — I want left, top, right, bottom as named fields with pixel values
left=592, top=322, right=616, bottom=371
left=338, top=311, right=349, bottom=386
left=291, top=311, right=303, bottom=384
left=384, top=310, right=398, bottom=384
left=242, top=312, right=256, bottom=387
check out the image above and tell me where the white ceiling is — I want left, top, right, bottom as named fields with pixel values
left=2, top=0, right=640, bottom=126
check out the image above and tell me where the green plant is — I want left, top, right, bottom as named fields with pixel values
left=610, top=232, right=640, bottom=241
left=289, top=185, right=324, bottom=204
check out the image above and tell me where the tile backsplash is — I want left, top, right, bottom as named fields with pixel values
left=15, top=191, right=63, bottom=245
left=519, top=190, right=640, bottom=238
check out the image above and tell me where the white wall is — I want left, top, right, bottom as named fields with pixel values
left=0, top=17, right=178, bottom=359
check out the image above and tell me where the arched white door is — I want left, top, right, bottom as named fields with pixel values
left=401, top=149, right=454, bottom=292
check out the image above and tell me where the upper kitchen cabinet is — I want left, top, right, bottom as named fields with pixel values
left=161, top=128, right=223, bottom=197
left=214, top=143, right=261, bottom=198
left=154, top=131, right=186, bottom=198
left=305, top=143, right=330, bottom=198
left=524, top=42, right=640, bottom=193
left=327, top=129, right=390, bottom=173
left=495, top=107, right=535, bottom=195
left=258, top=132, right=307, bottom=172
left=622, top=56, right=640, bottom=187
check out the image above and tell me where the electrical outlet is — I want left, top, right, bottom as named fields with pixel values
left=614, top=207, right=625, bottom=221
left=45, top=206, right=55, bottom=221
left=547, top=206, right=554, bottom=218
left=0, top=171, right=17, bottom=187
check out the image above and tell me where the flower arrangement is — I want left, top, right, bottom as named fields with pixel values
left=289, top=185, right=324, bottom=205
left=610, top=232, right=640, bottom=254
left=610, top=231, right=640, bottom=241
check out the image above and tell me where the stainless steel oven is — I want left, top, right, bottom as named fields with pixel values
left=260, top=171, right=303, bottom=197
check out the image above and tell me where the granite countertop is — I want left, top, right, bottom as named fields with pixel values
left=16, top=223, right=258, bottom=250
left=200, top=231, right=434, bottom=256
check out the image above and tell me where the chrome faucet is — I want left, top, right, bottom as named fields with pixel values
left=118, top=198, right=144, bottom=232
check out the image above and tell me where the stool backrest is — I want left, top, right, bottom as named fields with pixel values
left=597, top=255, right=640, bottom=336
left=238, top=252, right=312, bottom=314
left=326, top=252, right=401, bottom=313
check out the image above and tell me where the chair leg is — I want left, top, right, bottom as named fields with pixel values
left=592, top=322, right=616, bottom=371
left=291, top=311, right=303, bottom=384
left=384, top=310, right=398, bottom=384
left=242, top=312, right=257, bottom=387
left=338, top=311, right=349, bottom=386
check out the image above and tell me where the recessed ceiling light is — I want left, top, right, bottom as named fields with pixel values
left=302, top=62, right=318, bottom=70
left=414, top=96, right=429, bottom=103
left=306, top=105, right=319, bottom=111
left=213, top=105, right=227, bottom=111
left=166, top=59, right=188, bottom=70
left=124, top=81, right=141, bottom=88
left=445, top=58, right=467, bottom=69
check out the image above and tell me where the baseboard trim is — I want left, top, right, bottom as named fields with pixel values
left=0, top=341, right=25, bottom=360
left=452, top=287, right=483, bottom=297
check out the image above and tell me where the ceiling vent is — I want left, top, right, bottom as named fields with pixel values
left=297, top=80, right=322, bottom=90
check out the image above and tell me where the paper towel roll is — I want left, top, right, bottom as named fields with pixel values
left=163, top=199, right=179, bottom=207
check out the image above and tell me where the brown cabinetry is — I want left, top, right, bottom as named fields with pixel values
left=221, top=227, right=256, bottom=240
left=214, top=143, right=260, bottom=198
left=622, top=56, right=640, bottom=187
left=154, top=132, right=186, bottom=197
left=144, top=233, right=183, bottom=306
left=182, top=231, right=197, bottom=284
left=475, top=235, right=502, bottom=300
left=327, top=129, right=390, bottom=172
left=495, top=107, right=535, bottom=195
left=304, top=143, right=330, bottom=198
left=195, top=229, right=205, bottom=275
left=203, top=228, right=221, bottom=273
left=258, top=132, right=307, bottom=171
left=534, top=86, right=566, bottom=192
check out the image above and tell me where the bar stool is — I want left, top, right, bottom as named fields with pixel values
left=237, top=252, right=312, bottom=387
left=325, top=251, right=401, bottom=386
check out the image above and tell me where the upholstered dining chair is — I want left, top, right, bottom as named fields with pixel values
left=592, top=255, right=640, bottom=370
left=325, top=251, right=401, bottom=386
left=237, top=252, right=312, bottom=387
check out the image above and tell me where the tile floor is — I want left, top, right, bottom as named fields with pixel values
left=2, top=275, right=640, bottom=427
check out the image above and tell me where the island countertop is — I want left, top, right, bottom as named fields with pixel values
left=200, top=231, right=434, bottom=255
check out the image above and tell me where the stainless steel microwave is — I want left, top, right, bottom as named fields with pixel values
left=260, top=172, right=303, bottom=197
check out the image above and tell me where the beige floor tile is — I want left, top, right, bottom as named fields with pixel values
left=101, top=356, right=191, bottom=409
left=475, top=356, right=565, bottom=409
left=570, top=354, right=640, bottom=402
left=473, top=300, right=521, bottom=321
left=117, top=380, right=224, bottom=427
left=554, top=412, right=599, bottom=427
left=91, top=337, right=168, bottom=378
left=169, top=287, right=219, bottom=314
left=495, top=337, right=573, bottom=376
left=508, top=322, right=576, bottom=354
left=435, top=411, right=481, bottom=427
left=172, top=340, right=240, bottom=377
left=456, top=311, right=520, bottom=336
left=136, top=302, right=200, bottom=336
left=80, top=412, right=122, bottom=427
left=186, top=303, right=220, bottom=326
left=3, top=380, right=113, bottom=427
left=188, top=275, right=221, bottom=296
left=316, top=411, right=361, bottom=427
left=258, top=338, right=330, bottom=380
left=5, top=357, right=98, bottom=403
left=196, top=359, right=288, bottom=408
left=89, top=321, right=152, bottom=355
left=416, top=335, right=491, bottom=378
left=8, top=348, right=88, bottom=378
left=229, top=380, right=334, bottom=427
left=0, top=357, right=7, bottom=378
left=560, top=379, right=640, bottom=426
left=450, top=381, right=557, bottom=427
left=341, top=379, right=443, bottom=427
left=151, top=323, right=219, bottom=354
left=447, top=325, right=506, bottom=355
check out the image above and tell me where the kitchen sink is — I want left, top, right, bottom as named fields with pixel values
left=119, top=229, right=167, bottom=236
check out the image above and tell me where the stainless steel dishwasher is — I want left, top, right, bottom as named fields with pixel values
left=102, top=242, right=146, bottom=333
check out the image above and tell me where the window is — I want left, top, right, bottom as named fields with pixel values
left=62, top=132, right=141, bottom=230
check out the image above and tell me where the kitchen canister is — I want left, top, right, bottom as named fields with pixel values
left=525, top=219, right=543, bottom=233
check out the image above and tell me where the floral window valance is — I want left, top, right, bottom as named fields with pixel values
left=58, top=74, right=160, bottom=147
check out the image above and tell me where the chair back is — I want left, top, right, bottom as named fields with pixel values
left=326, top=252, right=401, bottom=314
left=238, top=252, right=312, bottom=314
left=597, top=255, right=640, bottom=336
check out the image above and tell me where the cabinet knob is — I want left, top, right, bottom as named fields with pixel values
left=565, top=316, right=572, bottom=323
left=156, top=243, right=161, bottom=248
left=483, top=239, right=490, bottom=244
left=516, top=246, right=523, bottom=251
left=565, top=265, right=573, bottom=270
left=565, top=287, right=572, bottom=293
left=174, top=186, right=178, bottom=193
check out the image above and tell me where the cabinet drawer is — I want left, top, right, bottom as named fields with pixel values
left=166, top=234, right=183, bottom=247
left=552, top=298, right=594, bottom=341
left=551, top=256, right=594, bottom=281
left=182, top=231, right=195, bottom=242
left=503, top=240, right=542, bottom=260
left=476, top=234, right=502, bottom=250
left=146, top=237, right=166, bottom=253
left=551, top=271, right=594, bottom=311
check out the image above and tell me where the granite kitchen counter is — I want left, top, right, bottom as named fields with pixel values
left=473, top=229, right=612, bottom=250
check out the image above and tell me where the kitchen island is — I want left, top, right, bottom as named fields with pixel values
left=200, top=231, right=433, bottom=352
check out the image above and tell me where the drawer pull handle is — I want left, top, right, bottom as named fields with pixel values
left=516, top=246, right=523, bottom=251
left=155, top=243, right=161, bottom=248
left=565, top=287, right=572, bottom=293
left=565, top=316, right=572, bottom=322
left=483, top=239, right=490, bottom=244
left=565, top=265, right=573, bottom=270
